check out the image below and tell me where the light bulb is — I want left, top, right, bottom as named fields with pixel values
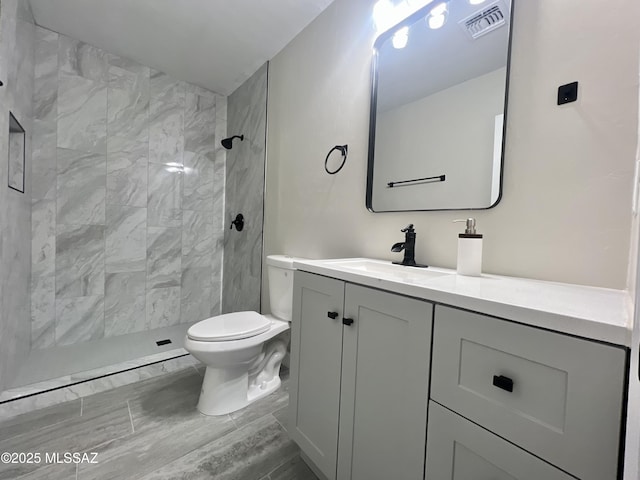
left=428, top=13, right=445, bottom=29
left=373, top=0, right=394, bottom=32
left=392, top=26, right=409, bottom=49
left=427, top=2, right=447, bottom=29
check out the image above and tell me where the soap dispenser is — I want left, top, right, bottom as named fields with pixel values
left=453, top=218, right=483, bottom=277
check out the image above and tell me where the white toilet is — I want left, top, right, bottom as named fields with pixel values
left=184, top=255, right=299, bottom=416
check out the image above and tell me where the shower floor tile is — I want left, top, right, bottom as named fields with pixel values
left=4, top=324, right=195, bottom=399
left=0, top=366, right=316, bottom=480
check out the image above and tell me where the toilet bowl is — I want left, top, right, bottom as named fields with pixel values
left=184, top=255, right=300, bottom=416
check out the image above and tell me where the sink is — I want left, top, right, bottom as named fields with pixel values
left=316, top=258, right=452, bottom=283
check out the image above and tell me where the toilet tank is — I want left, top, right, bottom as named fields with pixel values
left=266, top=255, right=300, bottom=321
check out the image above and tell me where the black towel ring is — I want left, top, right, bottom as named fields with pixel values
left=324, top=145, right=348, bottom=175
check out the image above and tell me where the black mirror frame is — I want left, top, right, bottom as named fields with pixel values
left=366, top=0, right=516, bottom=212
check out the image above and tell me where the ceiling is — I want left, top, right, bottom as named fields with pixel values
left=28, top=0, right=336, bottom=95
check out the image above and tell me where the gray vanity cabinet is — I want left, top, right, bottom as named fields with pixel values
left=289, top=271, right=344, bottom=479
left=430, top=305, right=627, bottom=480
left=425, top=402, right=575, bottom=480
left=289, top=271, right=433, bottom=480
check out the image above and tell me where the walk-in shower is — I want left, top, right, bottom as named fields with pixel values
left=0, top=11, right=268, bottom=418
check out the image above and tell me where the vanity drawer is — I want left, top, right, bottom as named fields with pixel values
left=426, top=401, right=575, bottom=480
left=431, top=305, right=626, bottom=480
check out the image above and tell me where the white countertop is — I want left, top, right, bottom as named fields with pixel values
left=293, top=258, right=633, bottom=347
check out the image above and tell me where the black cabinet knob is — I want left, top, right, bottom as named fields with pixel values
left=492, top=375, right=514, bottom=393
left=327, top=311, right=339, bottom=319
left=342, top=318, right=354, bottom=326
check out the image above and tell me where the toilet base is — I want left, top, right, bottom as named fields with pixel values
left=247, top=375, right=281, bottom=404
left=197, top=338, right=286, bottom=416
left=197, top=368, right=283, bottom=416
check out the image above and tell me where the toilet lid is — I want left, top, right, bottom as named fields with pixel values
left=187, top=311, right=271, bottom=341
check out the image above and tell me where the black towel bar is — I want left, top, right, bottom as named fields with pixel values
left=387, top=174, right=446, bottom=188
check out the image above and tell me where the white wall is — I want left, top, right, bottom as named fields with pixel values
left=623, top=42, right=640, bottom=480
left=625, top=250, right=639, bottom=478
left=625, top=212, right=639, bottom=480
left=263, top=0, right=640, bottom=315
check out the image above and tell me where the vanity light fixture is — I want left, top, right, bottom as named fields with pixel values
left=468, top=0, right=487, bottom=4
left=392, top=26, right=410, bottom=48
left=406, top=0, right=433, bottom=9
left=373, top=0, right=433, bottom=34
left=427, top=2, right=448, bottom=29
left=373, top=0, right=395, bottom=33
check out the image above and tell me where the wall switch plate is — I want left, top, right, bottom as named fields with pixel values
left=557, top=81, right=579, bottom=105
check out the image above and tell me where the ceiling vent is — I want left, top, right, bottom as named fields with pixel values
left=459, top=1, right=508, bottom=40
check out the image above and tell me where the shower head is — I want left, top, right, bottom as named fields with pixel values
left=221, top=135, right=244, bottom=150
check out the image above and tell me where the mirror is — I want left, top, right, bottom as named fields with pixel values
left=367, top=0, right=513, bottom=212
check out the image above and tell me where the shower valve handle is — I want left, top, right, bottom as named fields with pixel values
left=230, top=214, right=244, bottom=231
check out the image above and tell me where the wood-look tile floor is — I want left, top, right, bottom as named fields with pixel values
left=0, top=366, right=318, bottom=480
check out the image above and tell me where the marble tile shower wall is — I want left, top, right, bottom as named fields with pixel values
left=30, top=27, right=227, bottom=349
left=222, top=63, right=267, bottom=314
left=0, top=0, right=35, bottom=392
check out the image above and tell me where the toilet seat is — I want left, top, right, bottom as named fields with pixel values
left=187, top=311, right=271, bottom=342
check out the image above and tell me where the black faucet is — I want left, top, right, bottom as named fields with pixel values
left=391, top=224, right=428, bottom=268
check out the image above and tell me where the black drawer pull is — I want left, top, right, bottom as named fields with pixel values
left=493, top=375, right=514, bottom=392
left=327, top=311, right=339, bottom=319
left=342, top=318, right=354, bottom=326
